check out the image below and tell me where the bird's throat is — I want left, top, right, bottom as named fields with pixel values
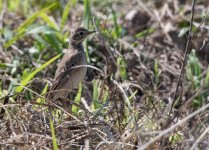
left=70, top=42, right=84, bottom=52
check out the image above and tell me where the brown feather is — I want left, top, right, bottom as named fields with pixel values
left=46, top=27, right=95, bottom=101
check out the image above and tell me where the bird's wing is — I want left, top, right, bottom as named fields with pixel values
left=50, top=50, right=83, bottom=91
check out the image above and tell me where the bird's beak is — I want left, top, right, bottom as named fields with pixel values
left=88, top=31, right=96, bottom=35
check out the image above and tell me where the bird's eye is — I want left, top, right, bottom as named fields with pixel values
left=80, top=32, right=84, bottom=35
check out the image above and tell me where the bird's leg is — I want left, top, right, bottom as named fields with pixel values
left=59, top=96, right=72, bottom=113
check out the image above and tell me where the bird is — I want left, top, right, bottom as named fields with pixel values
left=46, top=27, right=96, bottom=101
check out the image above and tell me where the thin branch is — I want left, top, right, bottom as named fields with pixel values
left=140, top=97, right=209, bottom=150
left=169, top=0, right=196, bottom=114
left=190, top=125, right=209, bottom=150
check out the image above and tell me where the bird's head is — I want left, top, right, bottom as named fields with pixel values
left=70, top=27, right=95, bottom=45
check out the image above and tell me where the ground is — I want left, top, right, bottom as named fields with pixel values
left=0, top=0, right=209, bottom=149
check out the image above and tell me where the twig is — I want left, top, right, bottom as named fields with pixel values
left=140, top=96, right=209, bottom=150
left=0, top=75, right=86, bottom=124
left=0, top=0, right=6, bottom=52
left=84, top=138, right=90, bottom=150
left=0, top=96, right=9, bottom=119
left=169, top=0, right=196, bottom=114
left=190, top=125, right=209, bottom=150
left=111, top=78, right=132, bottom=110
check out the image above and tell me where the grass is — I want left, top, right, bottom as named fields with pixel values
left=4, top=3, right=58, bottom=48
left=50, top=118, right=58, bottom=150
left=1, top=0, right=209, bottom=149
left=15, top=54, right=61, bottom=92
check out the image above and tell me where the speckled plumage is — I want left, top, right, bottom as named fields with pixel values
left=47, top=27, right=95, bottom=100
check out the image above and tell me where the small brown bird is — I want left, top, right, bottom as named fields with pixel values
left=47, top=27, right=95, bottom=100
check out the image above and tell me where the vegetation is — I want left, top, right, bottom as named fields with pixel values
left=0, top=0, right=209, bottom=149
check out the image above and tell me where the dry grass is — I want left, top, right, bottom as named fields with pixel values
left=1, top=0, right=209, bottom=149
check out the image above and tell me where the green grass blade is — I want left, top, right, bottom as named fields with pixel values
left=50, top=119, right=58, bottom=150
left=84, top=0, right=91, bottom=28
left=40, top=13, right=59, bottom=30
left=187, top=50, right=201, bottom=83
left=72, top=82, right=82, bottom=113
left=117, top=56, right=128, bottom=80
left=25, top=25, right=64, bottom=53
left=205, top=67, right=209, bottom=87
left=26, top=25, right=56, bottom=35
left=83, top=0, right=91, bottom=63
left=61, top=0, right=76, bottom=30
left=92, top=79, right=100, bottom=110
left=36, top=83, right=48, bottom=104
left=4, top=34, right=24, bottom=48
left=154, top=60, right=159, bottom=84
left=128, top=90, right=138, bottom=103
left=15, top=54, right=61, bottom=93
left=44, top=34, right=63, bottom=53
left=135, top=28, right=155, bottom=38
left=17, top=3, right=57, bottom=34
left=8, top=0, right=20, bottom=11
left=4, top=3, right=57, bottom=48
left=112, top=10, right=120, bottom=39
